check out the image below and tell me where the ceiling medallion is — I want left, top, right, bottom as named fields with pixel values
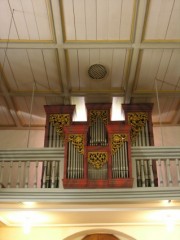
left=88, top=64, right=107, bottom=79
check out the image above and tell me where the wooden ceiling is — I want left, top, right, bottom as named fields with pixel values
left=0, top=0, right=180, bottom=129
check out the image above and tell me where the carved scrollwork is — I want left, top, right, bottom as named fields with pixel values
left=69, top=134, right=84, bottom=154
left=128, top=112, right=148, bottom=143
left=111, top=134, right=128, bottom=154
left=89, top=110, right=108, bottom=125
left=88, top=152, right=108, bottom=169
left=49, top=114, right=70, bottom=135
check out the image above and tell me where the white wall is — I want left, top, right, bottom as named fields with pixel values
left=0, top=225, right=180, bottom=240
left=153, top=126, right=180, bottom=146
left=0, top=130, right=45, bottom=148
left=0, top=126, right=180, bottom=148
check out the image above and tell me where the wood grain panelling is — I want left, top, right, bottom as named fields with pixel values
left=62, top=0, right=135, bottom=41
left=144, top=0, right=180, bottom=41
left=0, top=0, right=179, bottom=129
left=67, top=48, right=128, bottom=91
left=0, top=0, right=53, bottom=41
left=135, top=49, right=180, bottom=92
left=82, top=234, right=119, bottom=240
left=0, top=49, right=62, bottom=92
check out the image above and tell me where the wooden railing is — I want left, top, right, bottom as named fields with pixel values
left=132, top=146, right=180, bottom=188
left=0, top=148, right=64, bottom=189
left=0, top=147, right=180, bottom=189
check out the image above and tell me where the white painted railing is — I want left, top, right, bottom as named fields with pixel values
left=0, top=147, right=180, bottom=189
left=0, top=148, right=64, bottom=188
left=132, top=147, right=180, bottom=188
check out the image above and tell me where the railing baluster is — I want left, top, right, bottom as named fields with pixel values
left=7, top=161, right=13, bottom=188
left=136, top=160, right=142, bottom=187
left=51, top=160, right=56, bottom=188
left=55, top=161, right=59, bottom=187
left=149, top=159, right=154, bottom=187
left=42, top=161, right=47, bottom=188
left=140, top=160, right=145, bottom=187
left=0, top=161, right=4, bottom=188
left=144, top=160, right=148, bottom=186
left=16, top=161, right=22, bottom=188
left=157, top=159, right=163, bottom=187
left=34, top=161, right=39, bottom=188
left=166, top=158, right=173, bottom=186
left=24, top=161, right=30, bottom=188
left=176, top=158, right=180, bottom=186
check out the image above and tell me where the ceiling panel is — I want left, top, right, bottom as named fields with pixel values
left=143, top=0, right=180, bottom=41
left=67, top=48, right=129, bottom=92
left=62, top=0, right=135, bottom=41
left=0, top=49, right=62, bottom=92
left=0, top=0, right=180, bottom=129
left=134, top=49, right=180, bottom=92
left=0, top=0, right=54, bottom=42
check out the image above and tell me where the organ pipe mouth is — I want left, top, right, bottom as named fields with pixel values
left=88, top=64, right=107, bottom=79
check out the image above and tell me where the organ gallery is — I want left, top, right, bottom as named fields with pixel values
left=43, top=103, right=156, bottom=189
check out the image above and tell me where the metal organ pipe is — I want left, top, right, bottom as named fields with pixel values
left=88, top=117, right=107, bottom=146
left=124, top=142, right=128, bottom=177
left=67, top=141, right=84, bottom=179
left=145, top=121, right=150, bottom=146
left=133, top=121, right=150, bottom=147
left=112, top=142, right=129, bottom=179
left=48, top=122, right=64, bottom=148
left=48, top=123, right=53, bottom=147
left=88, top=164, right=107, bottom=180
left=67, top=141, right=72, bottom=178
left=133, top=120, right=153, bottom=187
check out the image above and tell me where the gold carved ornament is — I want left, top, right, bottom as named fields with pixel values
left=68, top=134, right=84, bottom=154
left=88, top=152, right=108, bottom=169
left=111, top=134, right=128, bottom=154
left=89, top=110, right=108, bottom=126
left=49, top=114, right=70, bottom=135
left=128, top=112, right=148, bottom=143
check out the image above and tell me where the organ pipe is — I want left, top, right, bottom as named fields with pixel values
left=112, top=141, right=129, bottom=179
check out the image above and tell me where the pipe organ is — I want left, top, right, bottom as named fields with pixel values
left=43, top=103, right=156, bottom=188
left=43, top=105, right=75, bottom=188
left=122, top=103, right=157, bottom=187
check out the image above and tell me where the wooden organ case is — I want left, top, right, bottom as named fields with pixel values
left=43, top=103, right=156, bottom=189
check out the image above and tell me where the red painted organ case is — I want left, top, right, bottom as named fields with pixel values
left=62, top=104, right=133, bottom=188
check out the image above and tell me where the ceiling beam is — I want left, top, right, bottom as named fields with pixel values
left=1, top=42, right=180, bottom=50
left=125, top=0, right=148, bottom=103
left=51, top=0, right=70, bottom=105
left=1, top=90, right=179, bottom=98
